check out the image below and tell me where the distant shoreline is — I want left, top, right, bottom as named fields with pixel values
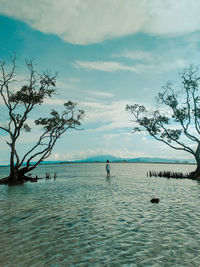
left=58, top=161, right=196, bottom=165
left=0, top=161, right=196, bottom=168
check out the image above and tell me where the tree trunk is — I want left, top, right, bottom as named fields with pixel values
left=8, top=141, right=20, bottom=184
left=9, top=147, right=15, bottom=181
left=6, top=166, right=36, bottom=185
left=189, top=152, right=200, bottom=179
left=191, top=166, right=200, bottom=180
left=8, top=167, right=26, bottom=185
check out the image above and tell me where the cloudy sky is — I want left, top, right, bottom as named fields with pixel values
left=1, top=0, right=200, bottom=164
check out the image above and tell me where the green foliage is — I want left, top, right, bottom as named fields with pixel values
left=160, top=129, right=182, bottom=143
left=23, top=124, right=31, bottom=132
left=9, top=79, right=55, bottom=105
left=35, top=102, right=84, bottom=133
left=126, top=65, right=200, bottom=156
left=0, top=58, right=84, bottom=173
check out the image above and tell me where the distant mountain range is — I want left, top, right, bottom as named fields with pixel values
left=53, top=155, right=195, bottom=164
left=0, top=155, right=195, bottom=167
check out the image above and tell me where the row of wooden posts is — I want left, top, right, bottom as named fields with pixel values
left=29, top=172, right=57, bottom=182
left=45, top=172, right=57, bottom=179
left=44, top=170, right=190, bottom=179
left=147, top=170, right=190, bottom=179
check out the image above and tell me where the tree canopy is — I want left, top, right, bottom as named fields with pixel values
left=0, top=57, right=84, bottom=184
left=126, top=66, right=200, bottom=178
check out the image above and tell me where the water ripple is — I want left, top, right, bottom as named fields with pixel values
left=0, top=163, right=200, bottom=266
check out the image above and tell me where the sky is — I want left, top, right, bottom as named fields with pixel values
left=1, top=0, right=200, bottom=164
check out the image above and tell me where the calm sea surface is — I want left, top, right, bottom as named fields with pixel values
left=0, top=163, right=200, bottom=266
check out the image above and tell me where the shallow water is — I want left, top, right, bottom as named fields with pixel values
left=0, top=163, right=200, bottom=266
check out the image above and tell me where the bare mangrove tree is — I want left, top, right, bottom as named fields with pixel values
left=0, top=57, right=84, bottom=185
left=126, top=66, right=200, bottom=179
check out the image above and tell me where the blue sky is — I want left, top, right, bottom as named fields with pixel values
left=1, top=0, right=200, bottom=164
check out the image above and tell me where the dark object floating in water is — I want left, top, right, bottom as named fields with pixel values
left=150, top=198, right=160, bottom=203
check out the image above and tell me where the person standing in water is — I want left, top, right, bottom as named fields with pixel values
left=106, top=160, right=111, bottom=177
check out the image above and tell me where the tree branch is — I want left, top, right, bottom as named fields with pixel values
left=150, top=132, right=195, bottom=155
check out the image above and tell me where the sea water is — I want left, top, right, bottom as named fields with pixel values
left=0, top=163, right=200, bottom=266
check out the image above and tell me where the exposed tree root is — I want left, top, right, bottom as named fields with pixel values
left=0, top=175, right=38, bottom=186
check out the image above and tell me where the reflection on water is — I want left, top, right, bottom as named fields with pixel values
left=0, top=163, right=200, bottom=266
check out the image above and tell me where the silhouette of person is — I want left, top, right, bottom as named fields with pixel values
left=106, top=160, right=111, bottom=177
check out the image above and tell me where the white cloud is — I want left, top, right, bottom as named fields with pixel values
left=111, top=48, right=192, bottom=74
left=80, top=100, right=135, bottom=131
left=81, top=101, right=107, bottom=110
left=75, top=60, right=137, bottom=72
left=74, top=54, right=191, bottom=75
left=87, top=90, right=114, bottom=98
left=1, top=0, right=200, bottom=45
left=141, top=58, right=190, bottom=73
left=80, top=99, right=168, bottom=132
left=102, top=132, right=132, bottom=142
left=112, top=50, right=152, bottom=60
left=43, top=98, right=64, bottom=106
